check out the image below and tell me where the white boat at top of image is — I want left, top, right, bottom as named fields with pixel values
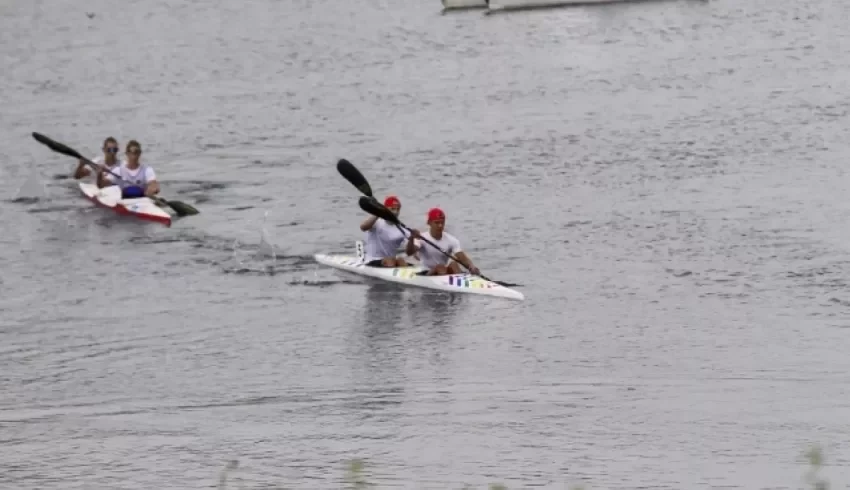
left=314, top=242, right=525, bottom=301
left=442, top=0, right=684, bottom=13
left=490, top=0, right=626, bottom=6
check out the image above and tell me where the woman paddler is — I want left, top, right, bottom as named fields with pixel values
left=96, top=140, right=161, bottom=199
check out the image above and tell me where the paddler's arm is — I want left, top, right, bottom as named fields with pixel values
left=95, top=166, right=114, bottom=188
left=73, top=160, right=91, bottom=179
left=454, top=249, right=480, bottom=275
left=405, top=229, right=421, bottom=256
left=144, top=180, right=160, bottom=197
left=360, top=215, right=379, bottom=231
left=141, top=167, right=159, bottom=197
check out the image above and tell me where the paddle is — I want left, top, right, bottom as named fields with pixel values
left=336, top=159, right=374, bottom=198
left=31, top=132, right=199, bottom=217
left=336, top=158, right=408, bottom=238
left=358, top=196, right=521, bottom=287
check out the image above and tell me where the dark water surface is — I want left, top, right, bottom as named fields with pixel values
left=4, top=0, right=850, bottom=488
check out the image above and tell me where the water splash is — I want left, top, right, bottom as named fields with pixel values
left=257, top=210, right=278, bottom=262
left=228, top=209, right=279, bottom=275
left=12, top=166, right=49, bottom=203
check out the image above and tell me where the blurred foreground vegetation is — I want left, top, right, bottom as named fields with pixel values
left=217, top=444, right=830, bottom=489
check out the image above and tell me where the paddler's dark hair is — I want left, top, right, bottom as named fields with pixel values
left=102, top=136, right=117, bottom=148
left=126, top=140, right=142, bottom=153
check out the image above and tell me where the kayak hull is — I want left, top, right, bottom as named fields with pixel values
left=314, top=248, right=525, bottom=301
left=78, top=182, right=172, bottom=227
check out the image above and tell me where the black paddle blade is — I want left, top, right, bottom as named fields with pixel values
left=358, top=196, right=400, bottom=225
left=161, top=198, right=200, bottom=217
left=32, top=132, right=85, bottom=160
left=337, top=159, right=373, bottom=197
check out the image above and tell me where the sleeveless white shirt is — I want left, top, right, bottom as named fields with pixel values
left=106, top=163, right=157, bottom=189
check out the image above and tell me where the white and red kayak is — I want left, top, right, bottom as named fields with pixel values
left=78, top=182, right=173, bottom=226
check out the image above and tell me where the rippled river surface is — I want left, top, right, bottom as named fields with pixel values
left=3, top=0, right=850, bottom=488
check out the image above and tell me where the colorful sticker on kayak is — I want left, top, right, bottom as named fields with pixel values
left=392, top=268, right=418, bottom=279
left=448, top=276, right=495, bottom=289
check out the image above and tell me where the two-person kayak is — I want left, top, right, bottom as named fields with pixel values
left=78, top=181, right=174, bottom=226
left=31, top=132, right=199, bottom=225
left=317, top=159, right=525, bottom=301
left=314, top=242, right=525, bottom=301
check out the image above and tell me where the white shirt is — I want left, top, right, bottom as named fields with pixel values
left=92, top=155, right=122, bottom=167
left=364, top=219, right=409, bottom=262
left=83, top=155, right=122, bottom=178
left=412, top=231, right=462, bottom=269
left=105, top=163, right=156, bottom=188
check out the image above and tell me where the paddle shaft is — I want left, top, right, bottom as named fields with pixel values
left=365, top=200, right=518, bottom=286
left=413, top=228, right=519, bottom=286
left=372, top=203, right=518, bottom=286
left=82, top=157, right=128, bottom=186
left=398, top=221, right=492, bottom=280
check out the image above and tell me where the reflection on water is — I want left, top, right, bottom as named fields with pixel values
left=363, top=282, right=406, bottom=334
left=349, top=282, right=406, bottom=383
left=348, top=283, right=467, bottom=391
left=404, top=290, right=467, bottom=378
left=346, top=283, right=407, bottom=420
left=406, top=288, right=466, bottom=330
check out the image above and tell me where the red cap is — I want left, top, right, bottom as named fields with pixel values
left=384, top=195, right=400, bottom=208
left=427, top=208, right=445, bottom=222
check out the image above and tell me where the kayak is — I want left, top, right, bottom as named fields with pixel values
left=78, top=182, right=172, bottom=226
left=314, top=242, right=525, bottom=301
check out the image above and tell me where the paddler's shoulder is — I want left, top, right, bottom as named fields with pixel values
left=442, top=231, right=461, bottom=242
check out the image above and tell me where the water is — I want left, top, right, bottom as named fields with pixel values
left=3, top=0, right=850, bottom=488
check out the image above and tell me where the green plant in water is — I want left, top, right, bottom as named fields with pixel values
left=803, top=444, right=829, bottom=490
left=215, top=445, right=829, bottom=489
left=217, top=460, right=239, bottom=490
left=345, top=459, right=371, bottom=489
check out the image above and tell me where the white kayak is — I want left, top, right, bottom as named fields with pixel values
left=78, top=182, right=172, bottom=226
left=314, top=242, right=525, bottom=301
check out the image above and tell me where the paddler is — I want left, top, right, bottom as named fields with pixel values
left=96, top=140, right=160, bottom=199
left=405, top=207, right=480, bottom=276
left=361, top=195, right=411, bottom=267
left=73, top=137, right=122, bottom=180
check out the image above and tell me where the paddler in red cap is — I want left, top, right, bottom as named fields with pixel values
left=405, top=207, right=480, bottom=276
left=360, top=195, right=411, bottom=267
